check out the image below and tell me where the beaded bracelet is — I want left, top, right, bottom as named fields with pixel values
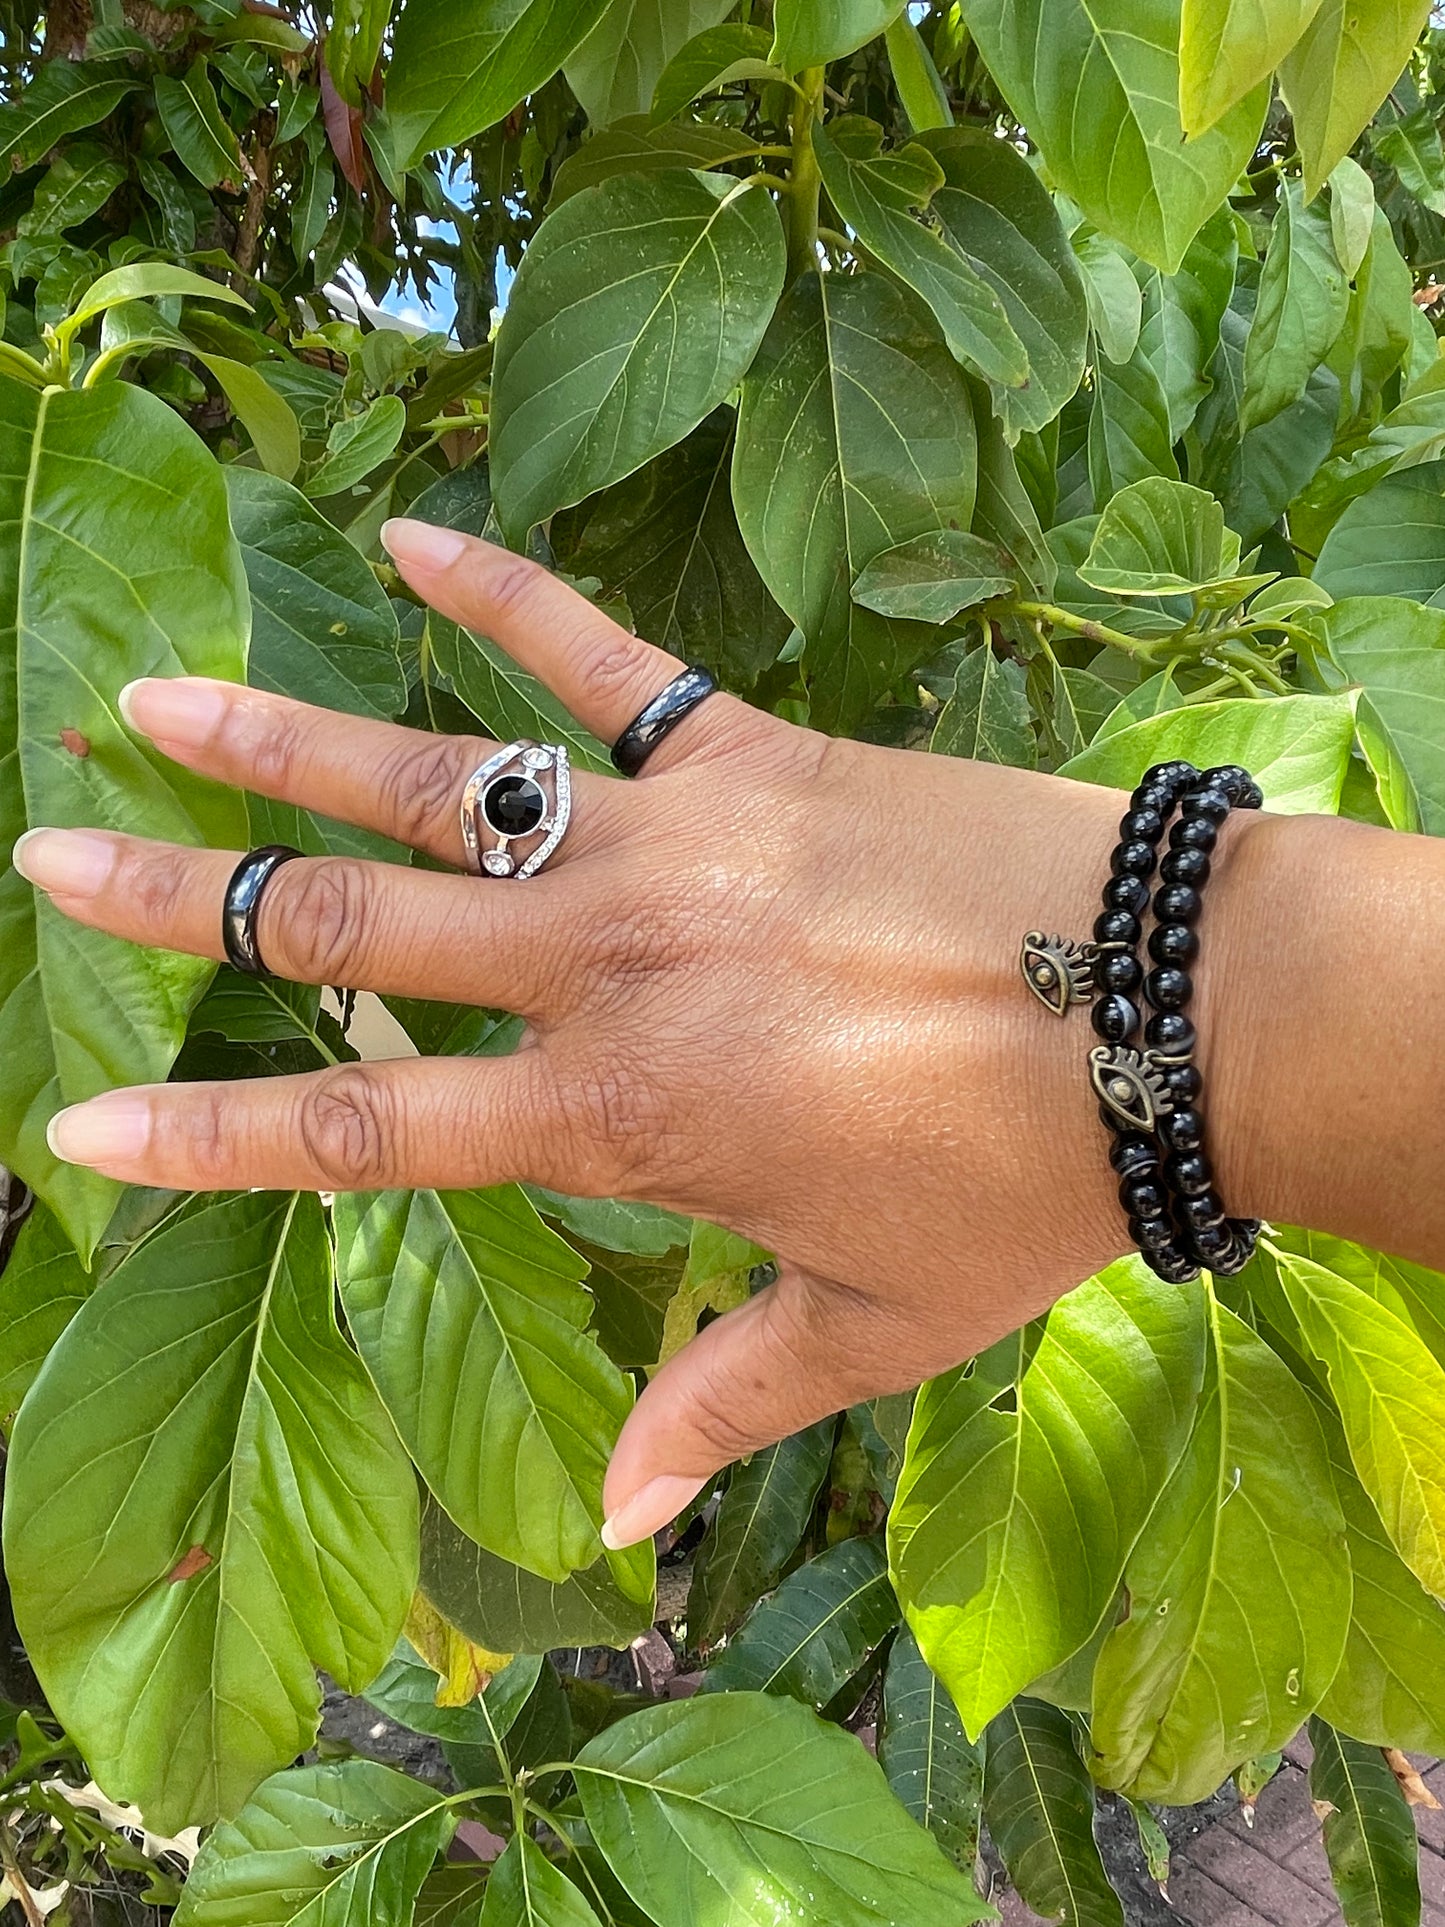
left=1020, top=760, right=1263, bottom=1283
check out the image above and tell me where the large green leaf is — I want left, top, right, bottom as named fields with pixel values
left=427, top=613, right=614, bottom=775
left=574, top=1693, right=992, bottom=1925
left=0, top=377, right=248, bottom=1257
left=1314, top=460, right=1445, bottom=610
left=1080, top=477, right=1245, bottom=595
left=491, top=169, right=786, bottom=545
left=958, top=0, right=1268, bottom=271
left=552, top=409, right=789, bottom=687
left=1088, top=347, right=1179, bottom=505
left=565, top=0, right=734, bottom=124
left=0, top=1202, right=93, bottom=1425
left=851, top=529, right=1016, bottom=624
left=173, top=1761, right=457, bottom=1927
left=1280, top=0, right=1430, bottom=198
left=982, top=1698, right=1124, bottom=1927
left=226, top=468, right=404, bottom=721
left=932, top=646, right=1034, bottom=766
left=1090, top=1297, right=1350, bottom=1804
left=1315, top=596, right=1445, bottom=834
left=1308, top=1719, right=1422, bottom=1927
left=386, top=0, right=613, bottom=162
left=878, top=1625, right=985, bottom=1874
left=650, top=23, right=780, bottom=123
left=771, top=0, right=907, bottom=69
left=702, top=1536, right=897, bottom=1704
left=1136, top=206, right=1239, bottom=441
left=481, top=1834, right=603, bottom=1927
left=154, top=62, right=243, bottom=190
left=3, top=1193, right=417, bottom=1830
left=334, top=1187, right=648, bottom=1593
left=1059, top=691, right=1358, bottom=813
left=0, top=62, right=141, bottom=175
left=1242, top=183, right=1350, bottom=432
left=1180, top=0, right=1324, bottom=137
left=733, top=269, right=976, bottom=731
left=890, top=1261, right=1205, bottom=1737
left=548, top=116, right=762, bottom=203
left=688, top=1419, right=836, bottom=1647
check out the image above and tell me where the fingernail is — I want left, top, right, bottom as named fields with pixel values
left=119, top=677, right=229, bottom=746
left=11, top=828, right=116, bottom=898
left=381, top=518, right=469, bottom=571
left=600, top=1474, right=708, bottom=1551
left=47, top=1093, right=154, bottom=1166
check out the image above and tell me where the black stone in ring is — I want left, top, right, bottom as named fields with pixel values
left=611, top=665, right=717, bottom=777
left=222, top=844, right=303, bottom=978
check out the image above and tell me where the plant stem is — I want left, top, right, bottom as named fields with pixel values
left=1000, top=599, right=1157, bottom=659
left=786, top=67, right=825, bottom=280
left=0, top=1816, right=43, bottom=1927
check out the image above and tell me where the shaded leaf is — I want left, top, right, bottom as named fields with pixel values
left=154, top=61, right=243, bottom=190
left=701, top=1536, right=897, bottom=1704
left=565, top=0, right=734, bottom=125
left=549, top=117, right=762, bottom=204
left=852, top=529, right=1015, bottom=623
left=932, top=646, right=1034, bottom=766
left=983, top=1697, right=1124, bottom=1927
left=365, top=1643, right=543, bottom=1748
left=1309, top=1719, right=1422, bottom=1927
left=879, top=1624, right=984, bottom=1873
left=306, top=393, right=407, bottom=497
left=1243, top=182, right=1350, bottom=432
left=0, top=1204, right=93, bottom=1425
left=427, top=612, right=614, bottom=773
left=1089, top=347, right=1179, bottom=506
left=0, top=62, right=140, bottom=175
left=650, top=24, right=779, bottom=123
left=481, top=1833, right=603, bottom=1927
left=688, top=1419, right=836, bottom=1647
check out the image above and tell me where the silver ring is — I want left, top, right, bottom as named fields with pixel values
left=459, top=740, right=572, bottom=879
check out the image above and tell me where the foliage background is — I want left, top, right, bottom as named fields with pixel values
left=2, top=0, right=1445, bottom=1922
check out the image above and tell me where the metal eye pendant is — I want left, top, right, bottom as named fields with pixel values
left=1020, top=931, right=1092, bottom=1017
left=1089, top=1045, right=1172, bottom=1132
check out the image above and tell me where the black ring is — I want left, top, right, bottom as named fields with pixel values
left=611, top=665, right=717, bottom=777
left=222, top=845, right=303, bottom=978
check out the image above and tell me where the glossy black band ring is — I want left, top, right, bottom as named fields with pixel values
left=611, top=665, right=718, bottom=778
left=222, top=844, right=304, bottom=978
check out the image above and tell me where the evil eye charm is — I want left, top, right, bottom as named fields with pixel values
left=1089, top=1045, right=1172, bottom=1132
left=1020, top=931, right=1093, bottom=1017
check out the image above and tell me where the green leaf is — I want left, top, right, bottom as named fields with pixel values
left=3, top=1194, right=417, bottom=1830
left=154, top=61, right=244, bottom=190
left=1331, top=154, right=1378, bottom=275
left=419, top=1492, right=655, bottom=1653
left=492, top=170, right=784, bottom=545
left=0, top=62, right=141, bottom=176
left=481, top=1833, right=604, bottom=1927
left=565, top=0, right=734, bottom=125
left=18, top=144, right=125, bottom=236
left=701, top=1536, right=897, bottom=1704
left=62, top=262, right=251, bottom=338
left=852, top=529, right=1015, bottom=623
left=0, top=377, right=248, bottom=1256
left=366, top=1644, right=543, bottom=1747
left=387, top=0, right=613, bottom=161
left=427, top=612, right=615, bottom=773
left=173, top=1761, right=456, bottom=1926
left=548, top=117, right=762, bottom=204
left=1309, top=1720, right=1422, bottom=1927
left=885, top=13, right=954, bottom=132
left=1243, top=183, right=1350, bottom=431
left=919, top=127, right=1090, bottom=436
left=958, top=0, right=1268, bottom=271
left=566, top=1236, right=685, bottom=1371
left=552, top=409, right=789, bottom=687
left=1081, top=477, right=1245, bottom=595
left=983, top=1698, right=1124, bottom=1927
left=334, top=1187, right=643, bottom=1588
left=1314, top=459, right=1445, bottom=610
left=416, top=1868, right=492, bottom=1927
left=326, top=0, right=393, bottom=106
left=1180, top=0, right=1325, bottom=137
left=1280, top=0, right=1430, bottom=199
left=733, top=270, right=977, bottom=732
left=1315, top=596, right=1445, bottom=833
left=1136, top=205, right=1239, bottom=441
left=1058, top=692, right=1358, bottom=813
left=814, top=118, right=1029, bottom=395
left=1077, top=235, right=1144, bottom=367
left=890, top=1260, right=1204, bottom=1736
left=198, top=353, right=302, bottom=482
left=575, top=1693, right=991, bottom=1925
left=650, top=24, right=780, bottom=123
left=1089, top=345, right=1178, bottom=506
left=0, top=1203, right=93, bottom=1426
left=688, top=1419, right=836, bottom=1647
left=771, top=0, right=907, bottom=69
left=932, top=645, right=1034, bottom=766
left=878, top=1625, right=984, bottom=1873
left=1090, top=1296, right=1350, bottom=1804
left=226, top=468, right=404, bottom=720
left=1374, top=104, right=1445, bottom=213
left=971, top=379, right=1058, bottom=597
left=306, top=393, right=407, bottom=497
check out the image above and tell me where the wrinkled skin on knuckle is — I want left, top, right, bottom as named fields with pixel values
left=127, top=842, right=196, bottom=931
left=543, top=1046, right=684, bottom=1199
left=295, top=1064, right=398, bottom=1189
left=242, top=704, right=310, bottom=794
left=176, top=1085, right=235, bottom=1189
left=269, top=859, right=373, bottom=984
left=377, top=733, right=476, bottom=849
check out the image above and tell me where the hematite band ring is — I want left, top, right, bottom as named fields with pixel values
left=460, top=740, right=572, bottom=878
left=222, top=844, right=303, bottom=978
left=611, top=665, right=717, bottom=777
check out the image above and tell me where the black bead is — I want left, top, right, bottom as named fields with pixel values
left=1166, top=1149, right=1214, bottom=1196
left=1160, top=845, right=1211, bottom=888
left=1121, top=1175, right=1169, bottom=1218
left=1160, top=1105, right=1205, bottom=1153
left=1095, top=908, right=1141, bottom=947
left=1111, top=839, right=1157, bottom=878
left=1145, top=965, right=1193, bottom=1010
left=1109, top=1133, right=1158, bottom=1177
left=1182, top=786, right=1231, bottom=825
left=1129, top=1213, right=1176, bottom=1252
left=1149, top=922, right=1198, bottom=966
left=1208, top=764, right=1253, bottom=800
left=1143, top=760, right=1197, bottom=788
left=1153, top=882, right=1201, bottom=925
left=1146, top=1011, right=1197, bottom=1055
left=1104, top=873, right=1151, bottom=915
left=1092, top=992, right=1139, bottom=1043
left=1240, top=782, right=1264, bottom=811
left=1119, top=806, right=1165, bottom=843
left=1099, top=950, right=1143, bottom=994
left=1192, top=1221, right=1237, bottom=1265
left=1180, top=1188, right=1226, bottom=1231
left=1170, top=816, right=1217, bottom=854
left=1131, top=784, right=1173, bottom=816
left=1163, top=1062, right=1202, bottom=1103
left=1145, top=1245, right=1201, bottom=1284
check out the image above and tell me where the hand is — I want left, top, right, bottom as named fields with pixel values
left=14, top=519, right=1291, bottom=1549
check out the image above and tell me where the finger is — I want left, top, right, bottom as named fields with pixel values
left=118, top=678, right=625, bottom=870
left=600, top=1265, right=894, bottom=1550
left=12, top=827, right=572, bottom=1016
left=380, top=520, right=769, bottom=767
left=43, top=1054, right=555, bottom=1193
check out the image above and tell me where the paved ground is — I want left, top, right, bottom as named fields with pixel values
left=998, top=1736, right=1445, bottom=1926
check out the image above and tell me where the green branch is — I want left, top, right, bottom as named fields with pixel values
left=786, top=68, right=826, bottom=280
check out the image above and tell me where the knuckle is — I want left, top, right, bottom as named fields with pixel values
left=245, top=706, right=311, bottom=794
left=378, top=733, right=472, bottom=849
left=128, top=844, right=193, bottom=929
left=270, top=860, right=372, bottom=984
left=296, top=1065, right=397, bottom=1188
left=481, top=553, right=548, bottom=623
left=174, top=1087, right=232, bottom=1188
left=548, top=1052, right=677, bottom=1194
left=585, top=892, right=699, bottom=989
left=567, top=627, right=646, bottom=705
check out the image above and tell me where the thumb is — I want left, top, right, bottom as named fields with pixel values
left=600, top=1264, right=877, bottom=1551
